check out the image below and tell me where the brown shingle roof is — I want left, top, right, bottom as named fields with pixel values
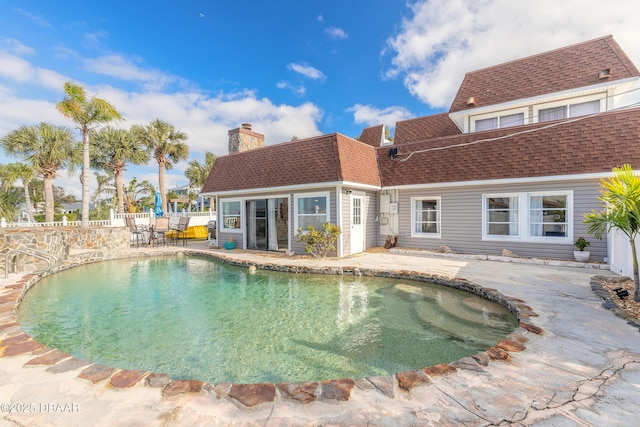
left=335, top=134, right=381, bottom=185
left=358, top=125, right=384, bottom=147
left=378, top=107, right=640, bottom=187
left=202, top=133, right=380, bottom=194
left=394, top=113, right=461, bottom=144
left=449, top=35, right=640, bottom=113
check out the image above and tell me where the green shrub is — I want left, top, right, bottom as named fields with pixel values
left=296, top=222, right=341, bottom=258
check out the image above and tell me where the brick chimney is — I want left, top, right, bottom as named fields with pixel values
left=228, top=123, right=265, bottom=154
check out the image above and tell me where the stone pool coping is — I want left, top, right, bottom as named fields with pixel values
left=0, top=249, right=543, bottom=410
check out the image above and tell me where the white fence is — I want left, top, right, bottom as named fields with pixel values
left=1, top=209, right=216, bottom=229
left=608, top=228, right=637, bottom=277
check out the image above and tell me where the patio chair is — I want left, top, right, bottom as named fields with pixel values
left=125, top=217, right=145, bottom=247
left=152, top=217, right=170, bottom=247
left=170, top=216, right=191, bottom=246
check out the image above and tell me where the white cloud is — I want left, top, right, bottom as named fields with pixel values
left=78, top=86, right=324, bottom=158
left=0, top=51, right=36, bottom=82
left=385, top=0, right=640, bottom=109
left=0, top=87, right=65, bottom=137
left=13, top=7, right=52, bottom=28
left=0, top=53, right=324, bottom=194
left=0, top=49, right=71, bottom=91
left=287, top=62, right=327, bottom=81
left=277, top=81, right=306, bottom=96
left=54, top=45, right=80, bottom=60
left=347, top=104, right=413, bottom=129
left=83, top=55, right=183, bottom=91
left=325, top=27, right=348, bottom=40
left=2, top=39, right=35, bottom=56
left=83, top=30, right=109, bottom=45
left=35, top=68, right=70, bottom=91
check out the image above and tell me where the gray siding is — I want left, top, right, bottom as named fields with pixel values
left=364, top=191, right=379, bottom=249
left=340, top=190, right=351, bottom=256
left=340, top=189, right=379, bottom=257
left=397, top=179, right=606, bottom=261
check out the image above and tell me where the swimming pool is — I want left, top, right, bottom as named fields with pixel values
left=18, top=255, right=518, bottom=384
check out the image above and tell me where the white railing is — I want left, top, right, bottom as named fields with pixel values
left=1, top=209, right=216, bottom=229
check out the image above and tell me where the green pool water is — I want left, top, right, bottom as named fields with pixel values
left=18, top=256, right=518, bottom=384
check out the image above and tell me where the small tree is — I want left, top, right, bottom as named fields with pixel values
left=584, top=164, right=640, bottom=301
left=296, top=222, right=341, bottom=258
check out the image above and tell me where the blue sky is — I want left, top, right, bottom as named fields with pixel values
left=1, top=0, right=639, bottom=197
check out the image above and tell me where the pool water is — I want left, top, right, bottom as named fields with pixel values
left=18, top=256, right=518, bottom=384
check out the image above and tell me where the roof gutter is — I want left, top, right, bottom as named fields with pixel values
left=383, top=171, right=621, bottom=191
left=201, top=181, right=381, bottom=198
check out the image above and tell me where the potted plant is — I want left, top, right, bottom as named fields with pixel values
left=573, top=236, right=590, bottom=262
left=223, top=237, right=236, bottom=250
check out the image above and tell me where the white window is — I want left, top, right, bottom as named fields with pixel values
left=295, top=193, right=330, bottom=231
left=221, top=200, right=241, bottom=230
left=500, top=113, right=525, bottom=128
left=475, top=117, right=498, bottom=131
left=569, top=100, right=600, bottom=117
left=411, top=197, right=441, bottom=238
left=529, top=194, right=568, bottom=238
left=536, top=96, right=602, bottom=123
left=485, top=196, right=519, bottom=237
left=483, top=192, right=572, bottom=242
left=539, top=106, right=566, bottom=122
left=472, top=110, right=526, bottom=132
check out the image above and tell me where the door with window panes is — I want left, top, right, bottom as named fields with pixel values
left=350, top=194, right=364, bottom=254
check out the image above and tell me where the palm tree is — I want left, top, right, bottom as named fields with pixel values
left=91, top=126, right=150, bottom=213
left=0, top=186, right=22, bottom=221
left=93, top=171, right=115, bottom=208
left=123, top=177, right=154, bottom=213
left=6, top=162, right=36, bottom=222
left=184, top=151, right=216, bottom=211
left=56, top=81, right=122, bottom=228
left=584, top=164, right=640, bottom=302
left=131, top=119, right=188, bottom=213
left=0, top=164, right=12, bottom=188
left=1, top=123, right=78, bottom=222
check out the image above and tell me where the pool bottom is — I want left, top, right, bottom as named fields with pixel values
left=17, top=255, right=519, bottom=385
left=2, top=250, right=542, bottom=409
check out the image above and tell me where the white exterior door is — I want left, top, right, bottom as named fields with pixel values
left=350, top=194, right=364, bottom=255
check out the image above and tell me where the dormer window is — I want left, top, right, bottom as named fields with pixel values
left=538, top=99, right=600, bottom=123
left=474, top=112, right=524, bottom=132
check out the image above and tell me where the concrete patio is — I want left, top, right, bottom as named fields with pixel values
left=1, top=243, right=639, bottom=426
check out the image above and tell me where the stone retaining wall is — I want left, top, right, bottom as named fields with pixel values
left=0, top=227, right=130, bottom=276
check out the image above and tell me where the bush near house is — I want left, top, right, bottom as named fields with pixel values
left=296, top=222, right=341, bottom=258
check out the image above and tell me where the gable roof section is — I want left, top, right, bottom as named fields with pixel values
left=378, top=107, right=640, bottom=187
left=394, top=113, right=461, bottom=144
left=449, top=35, right=640, bottom=113
left=202, top=133, right=380, bottom=194
left=358, top=125, right=385, bottom=147
left=334, top=133, right=381, bottom=186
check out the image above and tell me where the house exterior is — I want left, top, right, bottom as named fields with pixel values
left=201, top=35, right=640, bottom=262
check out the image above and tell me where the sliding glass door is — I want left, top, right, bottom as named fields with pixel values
left=246, top=197, right=288, bottom=251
